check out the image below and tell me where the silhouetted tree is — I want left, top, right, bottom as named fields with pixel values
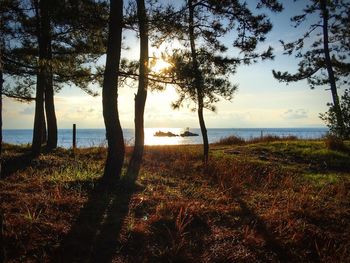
left=0, top=42, right=3, bottom=179
left=102, top=0, right=125, bottom=180
left=3, top=0, right=107, bottom=153
left=126, top=0, right=149, bottom=181
left=273, top=0, right=350, bottom=138
left=154, top=0, right=282, bottom=162
left=30, top=0, right=49, bottom=155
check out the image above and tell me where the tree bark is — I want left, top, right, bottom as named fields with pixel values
left=188, top=0, right=209, bottom=163
left=32, top=0, right=50, bottom=156
left=42, top=110, right=47, bottom=144
left=320, top=0, right=345, bottom=136
left=126, top=0, right=149, bottom=181
left=45, top=41, right=57, bottom=151
left=0, top=46, right=3, bottom=177
left=102, top=0, right=125, bottom=180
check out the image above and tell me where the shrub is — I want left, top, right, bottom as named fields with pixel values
left=320, top=89, right=350, bottom=139
left=324, top=134, right=346, bottom=151
left=248, top=135, right=298, bottom=144
left=216, top=135, right=245, bottom=145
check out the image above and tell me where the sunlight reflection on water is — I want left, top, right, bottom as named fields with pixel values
left=3, top=127, right=328, bottom=148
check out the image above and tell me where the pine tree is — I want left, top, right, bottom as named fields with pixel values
left=126, top=0, right=149, bottom=181
left=102, top=0, right=125, bottom=180
left=154, top=0, right=282, bottom=162
left=2, top=0, right=107, bottom=154
left=273, top=0, right=350, bottom=138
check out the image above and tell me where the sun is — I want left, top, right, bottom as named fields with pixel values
left=150, top=58, right=171, bottom=73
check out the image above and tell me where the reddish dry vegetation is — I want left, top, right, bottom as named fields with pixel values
left=0, top=140, right=349, bottom=262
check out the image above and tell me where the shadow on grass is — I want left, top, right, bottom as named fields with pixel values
left=236, top=198, right=295, bottom=262
left=54, top=178, right=136, bottom=262
left=1, top=152, right=33, bottom=179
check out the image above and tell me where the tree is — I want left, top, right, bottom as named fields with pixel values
left=126, top=0, right=149, bottom=181
left=31, top=0, right=50, bottom=155
left=320, top=89, right=350, bottom=139
left=3, top=0, right=107, bottom=154
left=273, top=0, right=350, bottom=138
left=154, top=0, right=282, bottom=162
left=0, top=40, right=3, bottom=179
left=102, top=0, right=125, bottom=180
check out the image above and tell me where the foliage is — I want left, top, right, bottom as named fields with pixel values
left=2, top=0, right=108, bottom=99
left=165, top=48, right=237, bottom=112
left=216, top=135, right=246, bottom=145
left=320, top=89, right=350, bottom=139
left=272, top=0, right=350, bottom=89
left=323, top=134, right=347, bottom=151
left=155, top=0, right=282, bottom=111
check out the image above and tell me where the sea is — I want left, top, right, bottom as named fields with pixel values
left=3, top=127, right=329, bottom=149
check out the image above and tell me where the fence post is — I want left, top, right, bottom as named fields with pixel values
left=73, top=124, right=76, bottom=149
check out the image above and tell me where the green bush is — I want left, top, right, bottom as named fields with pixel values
left=320, top=89, right=350, bottom=139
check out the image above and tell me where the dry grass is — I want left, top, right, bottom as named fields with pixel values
left=0, top=140, right=349, bottom=262
left=215, top=134, right=298, bottom=146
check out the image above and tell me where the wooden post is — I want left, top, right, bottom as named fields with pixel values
left=73, top=124, right=76, bottom=149
left=260, top=130, right=263, bottom=139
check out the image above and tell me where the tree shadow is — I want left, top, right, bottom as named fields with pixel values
left=1, top=152, right=33, bottom=178
left=54, top=178, right=137, bottom=262
left=236, top=198, right=295, bottom=262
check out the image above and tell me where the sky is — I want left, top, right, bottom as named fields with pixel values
left=3, top=1, right=336, bottom=129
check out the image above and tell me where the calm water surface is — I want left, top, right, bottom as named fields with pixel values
left=3, top=128, right=328, bottom=148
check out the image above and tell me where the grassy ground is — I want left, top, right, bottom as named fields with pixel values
left=0, top=138, right=349, bottom=262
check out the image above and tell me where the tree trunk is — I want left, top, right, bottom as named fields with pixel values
left=32, top=0, right=50, bottom=156
left=320, top=0, right=345, bottom=137
left=42, top=111, right=47, bottom=144
left=0, top=47, right=3, bottom=176
left=126, top=0, right=149, bottom=181
left=188, top=0, right=209, bottom=163
left=45, top=42, right=57, bottom=151
left=102, top=0, right=125, bottom=180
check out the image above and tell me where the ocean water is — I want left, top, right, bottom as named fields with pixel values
left=3, top=127, right=328, bottom=148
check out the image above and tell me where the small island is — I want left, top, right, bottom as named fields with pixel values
left=180, top=131, right=199, bottom=137
left=154, top=130, right=199, bottom=137
left=154, top=131, right=178, bottom=137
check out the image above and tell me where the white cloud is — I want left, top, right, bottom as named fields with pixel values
left=19, top=107, right=35, bottom=115
left=281, top=109, right=309, bottom=120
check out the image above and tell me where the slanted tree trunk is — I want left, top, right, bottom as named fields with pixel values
left=45, top=41, right=57, bottom=151
left=102, top=0, right=125, bottom=180
left=32, top=0, right=50, bottom=156
left=188, top=0, right=209, bottom=163
left=320, top=0, right=345, bottom=137
left=126, top=0, right=149, bottom=181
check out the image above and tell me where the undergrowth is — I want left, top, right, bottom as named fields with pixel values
left=0, top=140, right=349, bottom=262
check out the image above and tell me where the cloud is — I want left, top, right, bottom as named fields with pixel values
left=281, top=109, right=308, bottom=120
left=19, top=107, right=35, bottom=115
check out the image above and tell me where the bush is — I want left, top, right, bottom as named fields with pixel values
left=320, top=89, right=350, bottom=139
left=248, top=135, right=298, bottom=144
left=324, top=134, right=346, bottom=151
left=216, top=135, right=245, bottom=145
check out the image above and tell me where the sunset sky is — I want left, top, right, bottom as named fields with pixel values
left=3, top=1, right=335, bottom=129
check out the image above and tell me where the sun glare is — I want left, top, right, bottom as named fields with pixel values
left=151, top=59, right=171, bottom=73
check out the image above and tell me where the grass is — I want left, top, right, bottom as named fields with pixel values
left=0, top=139, right=349, bottom=262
